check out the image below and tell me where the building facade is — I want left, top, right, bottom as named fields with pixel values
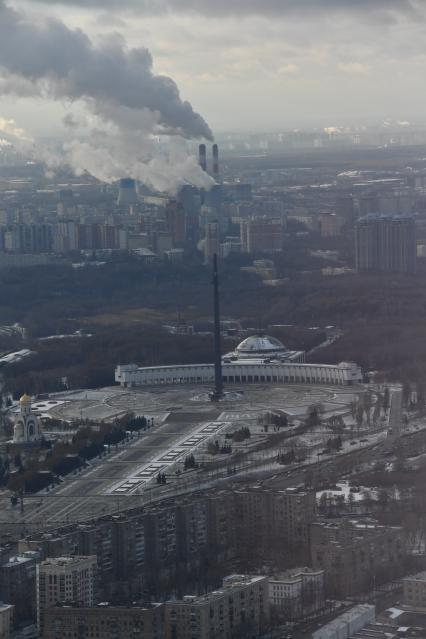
left=355, top=215, right=417, bottom=274
left=116, top=334, right=362, bottom=389
left=0, top=552, right=39, bottom=622
left=240, top=217, right=284, bottom=254
left=19, top=488, right=316, bottom=603
left=310, top=519, right=406, bottom=597
left=13, top=394, right=41, bottom=444
left=36, top=556, right=97, bottom=632
left=403, top=571, right=426, bottom=608
left=269, top=567, right=325, bottom=621
left=116, top=360, right=362, bottom=388
left=165, top=575, right=270, bottom=639
left=43, top=603, right=165, bottom=639
left=0, top=603, right=14, bottom=639
left=234, top=487, right=316, bottom=565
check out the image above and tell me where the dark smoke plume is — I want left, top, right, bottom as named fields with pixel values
left=0, top=0, right=212, bottom=140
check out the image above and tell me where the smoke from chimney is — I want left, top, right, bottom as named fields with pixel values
left=0, top=1, right=214, bottom=193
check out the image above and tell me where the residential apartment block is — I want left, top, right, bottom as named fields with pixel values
left=403, top=571, right=426, bottom=608
left=165, top=575, right=270, bottom=639
left=36, top=556, right=97, bottom=633
left=269, top=567, right=325, bottom=621
left=43, top=603, right=165, bottom=639
left=310, top=519, right=406, bottom=597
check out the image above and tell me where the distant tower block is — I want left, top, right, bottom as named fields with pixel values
left=199, top=144, right=207, bottom=172
left=117, top=178, right=138, bottom=207
left=212, top=144, right=219, bottom=179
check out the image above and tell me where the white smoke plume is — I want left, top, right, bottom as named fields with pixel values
left=59, top=116, right=215, bottom=193
left=0, top=1, right=214, bottom=193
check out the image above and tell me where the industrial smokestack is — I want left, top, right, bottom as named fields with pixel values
left=199, top=144, right=207, bottom=172
left=210, top=253, right=224, bottom=402
left=212, top=144, right=219, bottom=179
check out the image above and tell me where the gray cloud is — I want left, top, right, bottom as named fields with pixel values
left=22, top=0, right=419, bottom=18
left=0, top=1, right=212, bottom=140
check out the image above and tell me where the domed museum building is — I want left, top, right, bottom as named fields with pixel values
left=116, top=333, right=362, bottom=388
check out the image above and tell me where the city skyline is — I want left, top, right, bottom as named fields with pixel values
left=3, top=3, right=426, bottom=639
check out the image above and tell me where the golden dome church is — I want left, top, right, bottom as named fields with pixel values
left=13, top=394, right=41, bottom=444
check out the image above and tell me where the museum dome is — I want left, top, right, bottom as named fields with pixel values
left=19, top=393, right=31, bottom=404
left=235, top=335, right=287, bottom=356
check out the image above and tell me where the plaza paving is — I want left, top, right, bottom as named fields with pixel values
left=0, top=383, right=362, bottom=537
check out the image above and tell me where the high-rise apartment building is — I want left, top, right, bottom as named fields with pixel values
left=165, top=575, right=270, bottom=639
left=177, top=185, right=201, bottom=245
left=310, top=519, right=406, bottom=597
left=355, top=215, right=417, bottom=274
left=336, top=195, right=355, bottom=228
left=0, top=552, right=39, bottom=622
left=36, top=556, right=97, bottom=633
left=234, top=487, right=316, bottom=564
left=240, top=217, right=284, bottom=254
left=4, top=224, right=53, bottom=253
left=165, top=200, right=186, bottom=247
left=319, top=214, right=345, bottom=238
left=18, top=488, right=317, bottom=604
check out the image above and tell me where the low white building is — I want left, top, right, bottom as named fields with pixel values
left=269, top=567, right=325, bottom=620
left=116, top=360, right=361, bottom=388
left=312, top=605, right=375, bottom=639
left=116, top=335, right=362, bottom=389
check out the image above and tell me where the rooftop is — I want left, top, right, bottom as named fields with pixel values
left=314, top=605, right=376, bottom=635
left=169, top=575, right=267, bottom=607
left=236, top=334, right=287, bottom=355
left=3, top=554, right=38, bottom=568
left=0, top=603, right=13, bottom=612
left=270, top=567, right=324, bottom=582
left=403, top=571, right=426, bottom=582
left=39, top=556, right=96, bottom=569
left=51, top=602, right=163, bottom=611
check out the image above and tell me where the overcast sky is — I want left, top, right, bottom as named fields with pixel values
left=4, top=0, right=426, bottom=137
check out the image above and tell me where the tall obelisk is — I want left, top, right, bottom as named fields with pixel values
left=211, top=253, right=224, bottom=401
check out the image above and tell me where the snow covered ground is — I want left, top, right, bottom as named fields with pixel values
left=316, top=481, right=378, bottom=503
left=0, top=349, right=33, bottom=366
